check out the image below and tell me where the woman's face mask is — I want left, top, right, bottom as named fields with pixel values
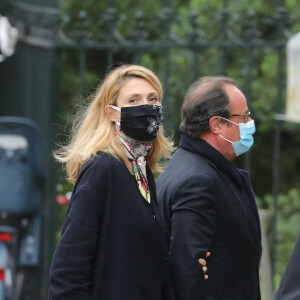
left=110, top=104, right=164, bottom=141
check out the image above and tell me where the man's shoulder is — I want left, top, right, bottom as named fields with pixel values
left=165, top=147, right=215, bottom=173
left=157, top=147, right=217, bottom=191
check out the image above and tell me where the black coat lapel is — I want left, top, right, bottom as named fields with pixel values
left=218, top=170, right=261, bottom=259
left=239, top=170, right=262, bottom=257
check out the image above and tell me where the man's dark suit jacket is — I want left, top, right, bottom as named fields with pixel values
left=275, top=231, right=300, bottom=300
left=157, top=133, right=262, bottom=300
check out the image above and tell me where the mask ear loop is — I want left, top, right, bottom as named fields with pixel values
left=110, top=105, right=121, bottom=111
left=109, top=105, right=121, bottom=126
left=219, top=134, right=233, bottom=144
left=218, top=116, right=238, bottom=144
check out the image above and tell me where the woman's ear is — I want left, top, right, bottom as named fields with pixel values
left=105, top=105, right=120, bottom=123
left=209, top=116, right=222, bottom=135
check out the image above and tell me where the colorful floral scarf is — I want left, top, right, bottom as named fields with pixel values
left=118, top=131, right=152, bottom=203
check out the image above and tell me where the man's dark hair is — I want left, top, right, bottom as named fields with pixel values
left=179, top=76, right=237, bottom=137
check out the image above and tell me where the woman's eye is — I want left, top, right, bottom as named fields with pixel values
left=129, top=98, right=137, bottom=103
left=149, top=97, right=159, bottom=102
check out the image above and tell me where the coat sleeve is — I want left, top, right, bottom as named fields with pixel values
left=169, top=174, right=217, bottom=300
left=49, top=185, right=103, bottom=300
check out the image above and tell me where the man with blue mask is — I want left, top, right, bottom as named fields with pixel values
left=219, top=117, right=255, bottom=156
left=157, top=77, right=262, bottom=300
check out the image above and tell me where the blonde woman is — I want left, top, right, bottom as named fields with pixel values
left=49, top=65, right=207, bottom=300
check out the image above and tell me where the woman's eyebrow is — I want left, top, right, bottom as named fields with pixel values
left=124, top=92, right=159, bottom=99
left=148, top=92, right=159, bottom=97
left=124, top=93, right=140, bottom=99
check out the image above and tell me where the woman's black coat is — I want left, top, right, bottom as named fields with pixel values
left=49, top=153, right=173, bottom=300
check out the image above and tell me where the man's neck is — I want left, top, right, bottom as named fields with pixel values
left=200, top=133, right=235, bottom=161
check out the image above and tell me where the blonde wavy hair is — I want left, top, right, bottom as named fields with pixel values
left=55, top=64, right=174, bottom=184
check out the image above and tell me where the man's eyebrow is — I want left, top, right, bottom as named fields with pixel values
left=243, top=109, right=250, bottom=114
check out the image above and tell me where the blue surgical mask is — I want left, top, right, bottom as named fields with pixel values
left=219, top=117, right=256, bottom=156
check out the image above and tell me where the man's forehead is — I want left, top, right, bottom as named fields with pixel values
left=224, top=85, right=248, bottom=112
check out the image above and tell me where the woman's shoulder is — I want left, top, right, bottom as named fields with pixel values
left=79, top=152, right=123, bottom=178
left=72, top=152, right=125, bottom=196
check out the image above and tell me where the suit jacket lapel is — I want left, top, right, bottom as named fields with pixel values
left=239, top=170, right=262, bottom=257
left=218, top=170, right=261, bottom=258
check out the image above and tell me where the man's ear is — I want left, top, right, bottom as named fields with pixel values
left=209, top=116, right=222, bottom=135
left=105, top=105, right=120, bottom=123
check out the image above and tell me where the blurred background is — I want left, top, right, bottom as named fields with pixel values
left=0, top=0, right=300, bottom=299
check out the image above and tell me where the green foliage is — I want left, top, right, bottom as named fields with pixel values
left=55, top=179, right=73, bottom=243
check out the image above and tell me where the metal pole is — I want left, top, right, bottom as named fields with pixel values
left=220, top=0, right=228, bottom=76
left=79, top=46, right=86, bottom=99
left=271, top=0, right=286, bottom=283
left=105, top=7, right=116, bottom=72
left=259, top=209, right=274, bottom=300
left=244, top=11, right=255, bottom=174
left=77, top=11, right=87, bottom=99
left=162, top=4, right=172, bottom=133
left=192, top=50, right=199, bottom=82
left=163, top=49, right=170, bottom=132
left=107, top=51, right=114, bottom=71
left=190, top=11, right=199, bottom=81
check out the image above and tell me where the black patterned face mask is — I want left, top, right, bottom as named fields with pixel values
left=110, top=104, right=164, bottom=141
